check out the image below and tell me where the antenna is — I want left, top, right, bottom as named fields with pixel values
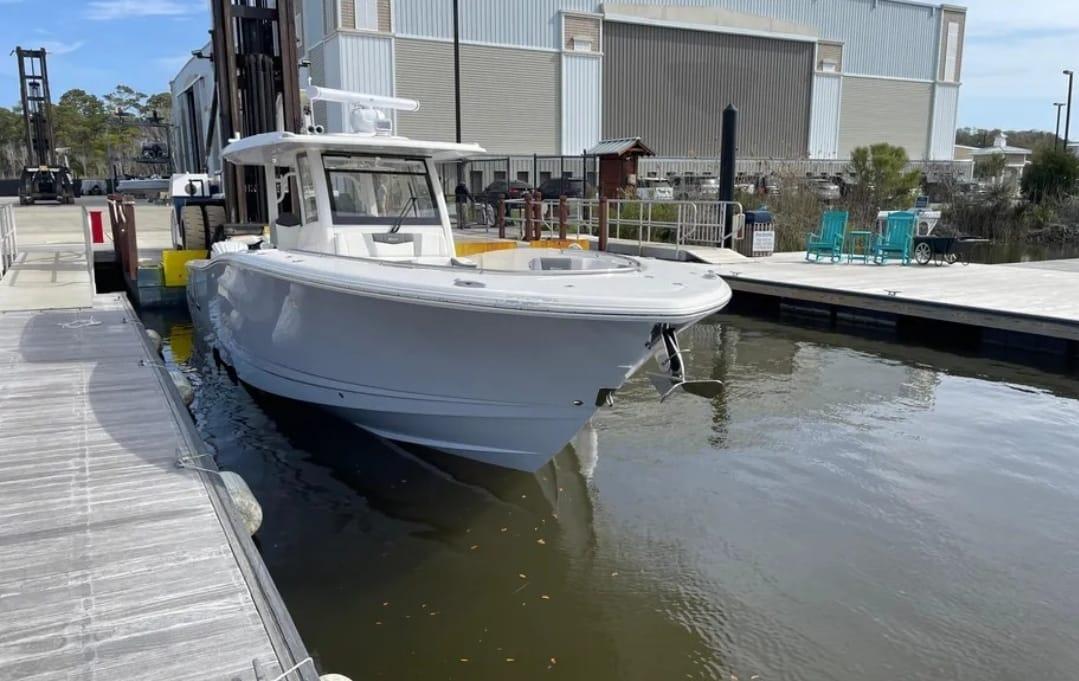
left=306, top=86, right=420, bottom=113
left=306, top=86, right=420, bottom=136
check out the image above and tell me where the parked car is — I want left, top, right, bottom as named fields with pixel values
left=538, top=178, right=594, bottom=200
left=476, top=180, right=533, bottom=205
left=807, top=178, right=841, bottom=202
left=81, top=178, right=107, bottom=196
left=635, top=176, right=673, bottom=201
left=734, top=176, right=757, bottom=194
left=671, top=174, right=719, bottom=200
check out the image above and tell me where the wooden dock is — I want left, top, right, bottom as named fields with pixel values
left=708, top=252, right=1079, bottom=352
left=0, top=202, right=318, bottom=681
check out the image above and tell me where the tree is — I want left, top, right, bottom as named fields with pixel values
left=54, top=89, right=109, bottom=176
left=843, top=144, right=923, bottom=229
left=974, top=152, right=1007, bottom=181
left=104, top=84, right=148, bottom=117
left=1021, top=147, right=1079, bottom=203
left=0, top=106, right=27, bottom=177
left=142, top=92, right=172, bottom=121
left=849, top=143, right=922, bottom=201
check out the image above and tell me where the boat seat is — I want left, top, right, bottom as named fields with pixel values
left=333, top=228, right=450, bottom=258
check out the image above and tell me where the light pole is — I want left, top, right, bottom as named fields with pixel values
left=1064, top=70, right=1074, bottom=152
left=1054, top=102, right=1066, bottom=149
left=452, top=0, right=464, bottom=226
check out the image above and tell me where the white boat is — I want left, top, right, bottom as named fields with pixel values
left=186, top=88, right=732, bottom=471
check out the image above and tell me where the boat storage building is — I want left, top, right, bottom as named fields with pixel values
left=171, top=0, right=966, bottom=175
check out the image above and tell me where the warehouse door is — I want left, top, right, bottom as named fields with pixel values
left=602, top=21, right=814, bottom=158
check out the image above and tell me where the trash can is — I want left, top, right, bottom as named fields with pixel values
left=737, top=209, right=775, bottom=257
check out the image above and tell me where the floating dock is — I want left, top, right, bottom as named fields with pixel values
left=708, top=252, right=1079, bottom=358
left=0, top=201, right=318, bottom=680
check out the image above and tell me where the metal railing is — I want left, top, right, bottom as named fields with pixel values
left=0, top=203, right=17, bottom=280
left=494, top=197, right=742, bottom=257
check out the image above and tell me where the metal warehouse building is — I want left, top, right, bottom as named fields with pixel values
left=172, top=0, right=966, bottom=173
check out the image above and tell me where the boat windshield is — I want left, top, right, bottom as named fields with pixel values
left=323, top=154, right=440, bottom=226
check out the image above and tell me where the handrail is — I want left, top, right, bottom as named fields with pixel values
left=0, top=203, right=17, bottom=280
left=494, top=197, right=742, bottom=253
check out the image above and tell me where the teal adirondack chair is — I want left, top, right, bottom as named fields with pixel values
left=805, top=210, right=849, bottom=263
left=872, top=211, right=916, bottom=265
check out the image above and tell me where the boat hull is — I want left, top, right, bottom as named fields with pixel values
left=188, top=258, right=719, bottom=471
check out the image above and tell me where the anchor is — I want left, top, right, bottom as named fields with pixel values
left=647, top=325, right=724, bottom=402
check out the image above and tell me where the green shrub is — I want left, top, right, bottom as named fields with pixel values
left=1021, top=146, right=1079, bottom=203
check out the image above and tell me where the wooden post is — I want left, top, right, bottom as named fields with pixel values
left=558, top=195, right=568, bottom=241
left=497, top=199, right=506, bottom=239
left=532, top=190, right=543, bottom=242
left=123, top=199, right=138, bottom=282
left=524, top=193, right=533, bottom=242
left=598, top=197, right=609, bottom=252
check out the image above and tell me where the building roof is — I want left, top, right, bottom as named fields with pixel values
left=971, top=133, right=1031, bottom=157
left=587, top=137, right=655, bottom=157
left=971, top=145, right=1031, bottom=156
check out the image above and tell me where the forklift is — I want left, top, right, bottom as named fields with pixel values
left=170, top=0, right=303, bottom=252
left=14, top=47, right=77, bottom=205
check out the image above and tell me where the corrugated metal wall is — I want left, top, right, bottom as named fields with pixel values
left=562, top=55, right=601, bottom=155
left=395, top=0, right=567, bottom=51
left=322, top=33, right=397, bottom=133
left=393, top=0, right=941, bottom=80
left=639, top=156, right=973, bottom=181
left=929, top=83, right=959, bottom=161
left=299, top=0, right=324, bottom=55
left=308, top=43, right=328, bottom=132
left=396, top=39, right=561, bottom=154
left=808, top=74, right=841, bottom=159
left=336, top=33, right=395, bottom=96
left=323, top=36, right=342, bottom=132
left=170, top=51, right=216, bottom=172
left=602, top=21, right=812, bottom=158
left=838, top=76, right=932, bottom=160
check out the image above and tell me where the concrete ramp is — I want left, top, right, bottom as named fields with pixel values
left=0, top=245, right=94, bottom=312
left=682, top=246, right=749, bottom=265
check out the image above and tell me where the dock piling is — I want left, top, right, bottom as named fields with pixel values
left=524, top=193, right=533, bottom=241
left=559, top=195, right=568, bottom=240
left=598, top=197, right=609, bottom=252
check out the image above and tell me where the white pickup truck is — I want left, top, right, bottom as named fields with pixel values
left=636, top=176, right=673, bottom=201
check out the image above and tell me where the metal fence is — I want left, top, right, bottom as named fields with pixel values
left=0, top=203, right=17, bottom=280
left=494, top=197, right=742, bottom=257
left=437, top=155, right=600, bottom=196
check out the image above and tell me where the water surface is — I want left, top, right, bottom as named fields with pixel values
left=144, top=311, right=1079, bottom=681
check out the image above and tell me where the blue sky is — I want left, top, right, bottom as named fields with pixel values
left=0, top=0, right=1076, bottom=133
left=0, top=0, right=210, bottom=103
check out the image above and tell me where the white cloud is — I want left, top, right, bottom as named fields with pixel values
left=85, top=0, right=204, bottom=21
left=37, top=41, right=86, bottom=56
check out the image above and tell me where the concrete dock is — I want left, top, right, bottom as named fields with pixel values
left=0, top=200, right=318, bottom=680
